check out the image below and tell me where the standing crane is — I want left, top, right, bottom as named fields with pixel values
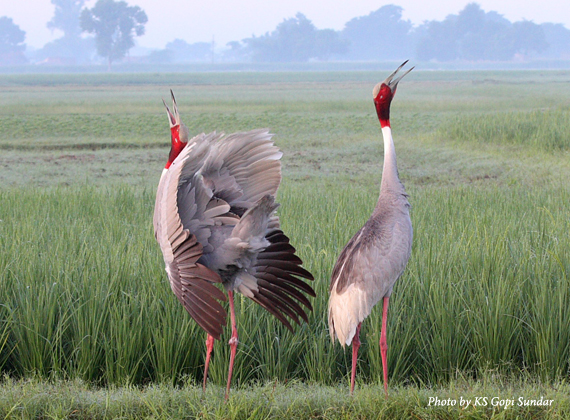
left=153, top=91, right=315, bottom=399
left=328, top=61, right=413, bottom=396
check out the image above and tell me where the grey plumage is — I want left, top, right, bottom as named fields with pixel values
left=327, top=61, right=414, bottom=395
left=328, top=190, right=412, bottom=346
left=154, top=128, right=315, bottom=340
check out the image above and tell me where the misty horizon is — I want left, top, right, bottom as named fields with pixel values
left=1, top=1, right=569, bottom=70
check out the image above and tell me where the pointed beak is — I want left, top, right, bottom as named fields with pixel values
left=162, top=89, right=181, bottom=128
left=383, top=60, right=414, bottom=92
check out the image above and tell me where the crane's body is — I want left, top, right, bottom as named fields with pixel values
left=154, top=92, right=315, bottom=399
left=328, top=172, right=412, bottom=346
left=328, top=62, right=413, bottom=395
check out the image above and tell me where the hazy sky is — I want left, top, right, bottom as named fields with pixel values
left=2, top=0, right=569, bottom=50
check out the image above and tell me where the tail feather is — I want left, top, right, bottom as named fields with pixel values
left=328, top=283, right=374, bottom=347
left=231, top=194, right=279, bottom=241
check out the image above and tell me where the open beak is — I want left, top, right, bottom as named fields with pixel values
left=383, top=60, right=414, bottom=92
left=162, top=89, right=181, bottom=128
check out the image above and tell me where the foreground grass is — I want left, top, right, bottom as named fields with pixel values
left=1, top=184, right=569, bottom=388
left=0, top=376, right=569, bottom=420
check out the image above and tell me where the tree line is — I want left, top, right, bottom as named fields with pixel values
left=1, top=1, right=569, bottom=67
left=0, top=0, right=147, bottom=68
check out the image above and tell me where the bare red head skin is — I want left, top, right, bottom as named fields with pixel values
left=374, top=84, right=397, bottom=128
left=373, top=61, right=414, bottom=129
left=166, top=125, right=186, bottom=169
left=163, top=90, right=188, bottom=169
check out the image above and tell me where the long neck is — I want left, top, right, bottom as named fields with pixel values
left=380, top=125, right=404, bottom=195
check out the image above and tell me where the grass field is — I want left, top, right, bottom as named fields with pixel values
left=0, top=69, right=569, bottom=419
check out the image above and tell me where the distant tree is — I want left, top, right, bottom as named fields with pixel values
left=477, top=11, right=517, bottom=60
left=512, top=21, right=548, bottom=57
left=244, top=13, right=347, bottom=62
left=455, top=3, right=487, bottom=59
left=415, top=16, right=459, bottom=61
left=165, top=39, right=212, bottom=62
left=80, top=0, right=147, bottom=69
left=416, top=3, right=548, bottom=62
left=456, top=5, right=516, bottom=60
left=34, top=0, right=94, bottom=64
left=475, top=20, right=516, bottom=61
left=224, top=40, right=249, bottom=62
left=0, top=16, right=27, bottom=65
left=540, top=23, right=570, bottom=58
left=147, top=48, right=173, bottom=64
left=342, top=5, right=413, bottom=60
left=48, top=0, right=85, bottom=39
left=35, top=37, right=96, bottom=64
left=315, top=28, right=348, bottom=60
left=455, top=2, right=486, bottom=38
left=245, top=13, right=315, bottom=62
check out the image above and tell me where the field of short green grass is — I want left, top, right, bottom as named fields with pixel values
left=0, top=70, right=569, bottom=419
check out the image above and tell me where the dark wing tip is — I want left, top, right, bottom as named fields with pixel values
left=167, top=236, right=228, bottom=338
left=249, top=229, right=316, bottom=328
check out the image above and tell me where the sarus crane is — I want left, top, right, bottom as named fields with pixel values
left=153, top=91, right=315, bottom=399
left=328, top=61, right=414, bottom=396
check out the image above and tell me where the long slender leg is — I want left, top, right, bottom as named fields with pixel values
left=350, top=322, right=362, bottom=395
left=380, top=296, right=390, bottom=397
left=203, top=334, right=214, bottom=392
left=225, top=290, right=238, bottom=401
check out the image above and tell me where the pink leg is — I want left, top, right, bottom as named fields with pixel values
left=225, top=290, right=238, bottom=401
left=380, top=296, right=390, bottom=397
left=350, top=323, right=362, bottom=395
left=203, top=334, right=214, bottom=392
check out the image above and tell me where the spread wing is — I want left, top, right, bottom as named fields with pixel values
left=154, top=134, right=231, bottom=339
left=155, top=129, right=315, bottom=335
left=200, top=129, right=315, bottom=330
left=200, top=129, right=283, bottom=217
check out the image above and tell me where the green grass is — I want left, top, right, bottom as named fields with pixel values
left=0, top=377, right=569, bottom=420
left=0, top=183, right=568, bottom=388
left=1, top=70, right=570, bottom=418
left=438, top=107, right=570, bottom=152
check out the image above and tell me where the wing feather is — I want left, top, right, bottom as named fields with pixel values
left=154, top=135, right=229, bottom=339
left=249, top=229, right=315, bottom=329
left=256, top=271, right=316, bottom=297
left=249, top=293, right=294, bottom=332
left=201, top=129, right=282, bottom=213
left=257, top=279, right=309, bottom=323
left=255, top=272, right=313, bottom=310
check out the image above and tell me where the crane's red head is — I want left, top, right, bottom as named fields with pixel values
left=373, top=60, right=413, bottom=128
left=163, top=90, right=189, bottom=169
